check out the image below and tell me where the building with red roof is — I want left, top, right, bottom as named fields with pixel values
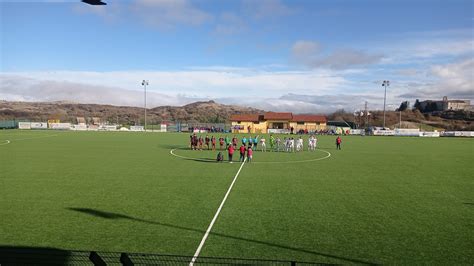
left=230, top=112, right=327, bottom=133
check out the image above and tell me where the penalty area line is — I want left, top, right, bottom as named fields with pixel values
left=189, top=160, right=246, bottom=265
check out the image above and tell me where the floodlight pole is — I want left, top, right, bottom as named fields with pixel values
left=382, top=80, right=390, bottom=128
left=142, top=80, right=149, bottom=132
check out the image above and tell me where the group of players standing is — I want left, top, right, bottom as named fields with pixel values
left=189, top=133, right=342, bottom=163
left=189, top=134, right=260, bottom=151
left=190, top=133, right=318, bottom=162
left=190, top=133, right=320, bottom=152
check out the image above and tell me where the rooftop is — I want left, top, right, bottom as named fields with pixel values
left=264, top=112, right=293, bottom=120
left=229, top=114, right=261, bottom=122
left=291, top=114, right=327, bottom=123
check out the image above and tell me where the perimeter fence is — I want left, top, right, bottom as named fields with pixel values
left=0, top=247, right=329, bottom=265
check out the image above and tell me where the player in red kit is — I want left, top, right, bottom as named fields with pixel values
left=228, top=144, right=235, bottom=163
left=336, top=136, right=342, bottom=150
left=239, top=144, right=246, bottom=162
left=211, top=136, right=216, bottom=150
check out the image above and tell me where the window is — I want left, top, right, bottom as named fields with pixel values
left=237, top=121, right=241, bottom=124
left=297, top=121, right=304, bottom=125
left=272, top=122, right=283, bottom=129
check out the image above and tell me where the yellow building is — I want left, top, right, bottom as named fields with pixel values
left=230, top=112, right=327, bottom=134
left=290, top=114, right=327, bottom=132
left=229, top=114, right=265, bottom=134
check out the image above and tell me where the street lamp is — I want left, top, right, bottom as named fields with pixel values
left=382, top=80, right=390, bottom=128
left=141, top=80, right=149, bottom=132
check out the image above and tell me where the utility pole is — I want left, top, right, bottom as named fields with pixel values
left=365, top=101, right=368, bottom=128
left=399, top=110, right=402, bottom=129
left=382, top=80, right=390, bottom=128
left=141, top=80, right=149, bottom=132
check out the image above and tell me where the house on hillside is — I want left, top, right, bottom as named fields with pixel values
left=230, top=112, right=327, bottom=134
left=417, top=96, right=471, bottom=112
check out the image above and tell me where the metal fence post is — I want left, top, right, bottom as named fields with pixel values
left=89, top=251, right=106, bottom=266
left=120, top=252, right=134, bottom=266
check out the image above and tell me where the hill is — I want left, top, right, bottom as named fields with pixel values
left=1, top=100, right=472, bottom=130
left=0, top=100, right=263, bottom=125
left=328, top=109, right=474, bottom=131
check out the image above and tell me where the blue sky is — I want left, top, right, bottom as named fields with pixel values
left=1, top=0, right=473, bottom=112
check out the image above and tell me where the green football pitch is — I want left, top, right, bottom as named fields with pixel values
left=0, top=130, right=473, bottom=264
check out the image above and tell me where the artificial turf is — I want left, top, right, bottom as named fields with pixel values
left=0, top=130, right=472, bottom=264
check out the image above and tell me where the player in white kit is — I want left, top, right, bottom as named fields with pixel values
left=260, top=137, right=266, bottom=152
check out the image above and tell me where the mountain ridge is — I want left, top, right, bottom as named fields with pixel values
left=0, top=100, right=263, bottom=124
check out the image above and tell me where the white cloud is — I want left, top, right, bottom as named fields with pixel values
left=291, top=40, right=384, bottom=70
left=291, top=40, right=321, bottom=59
left=0, top=74, right=201, bottom=107
left=1, top=56, right=471, bottom=113
left=396, top=69, right=420, bottom=76
left=396, top=58, right=474, bottom=100
left=428, top=58, right=474, bottom=98
left=412, top=39, right=474, bottom=58
left=0, top=69, right=347, bottom=110
left=379, top=29, right=474, bottom=65
left=314, top=49, right=384, bottom=70
left=131, top=0, right=212, bottom=29
left=75, top=0, right=212, bottom=29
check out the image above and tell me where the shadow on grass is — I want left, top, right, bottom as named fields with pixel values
left=0, top=246, right=82, bottom=265
left=158, top=144, right=183, bottom=149
left=463, top=202, right=474, bottom=206
left=67, top=207, right=377, bottom=265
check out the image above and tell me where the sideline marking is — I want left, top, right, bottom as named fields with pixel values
left=170, top=147, right=331, bottom=164
left=189, top=160, right=246, bottom=265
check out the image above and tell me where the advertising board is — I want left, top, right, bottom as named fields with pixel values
left=49, top=123, right=71, bottom=130
left=18, top=122, right=31, bottom=129
left=130, top=126, right=145, bottom=132
left=372, top=130, right=395, bottom=136
left=419, top=132, right=440, bottom=137
left=31, top=122, right=48, bottom=129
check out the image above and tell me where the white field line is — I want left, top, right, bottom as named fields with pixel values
left=253, top=149, right=331, bottom=164
left=170, top=147, right=331, bottom=164
left=0, top=134, right=58, bottom=146
left=189, top=160, right=246, bottom=265
left=0, top=140, right=11, bottom=146
left=170, top=148, right=216, bottom=162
